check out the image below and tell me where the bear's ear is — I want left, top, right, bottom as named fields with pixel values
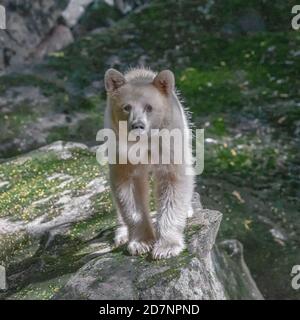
left=153, top=70, right=175, bottom=96
left=105, top=69, right=126, bottom=92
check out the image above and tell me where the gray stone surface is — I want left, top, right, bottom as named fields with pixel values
left=34, top=25, right=74, bottom=60
left=0, top=0, right=68, bottom=69
left=62, top=0, right=95, bottom=27
left=54, top=190, right=263, bottom=300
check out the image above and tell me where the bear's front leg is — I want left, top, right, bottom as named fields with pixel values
left=114, top=208, right=129, bottom=246
left=153, top=167, right=194, bottom=259
left=110, top=164, right=156, bottom=255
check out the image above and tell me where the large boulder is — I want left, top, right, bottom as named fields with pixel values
left=0, top=0, right=70, bottom=69
left=0, top=142, right=263, bottom=300
left=54, top=204, right=263, bottom=300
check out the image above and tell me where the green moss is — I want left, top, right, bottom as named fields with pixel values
left=0, top=144, right=116, bottom=299
left=0, top=232, right=33, bottom=266
left=138, top=267, right=181, bottom=290
left=135, top=249, right=194, bottom=290
left=8, top=274, right=71, bottom=300
left=186, top=224, right=203, bottom=240
left=0, top=149, right=105, bottom=221
left=67, top=193, right=114, bottom=242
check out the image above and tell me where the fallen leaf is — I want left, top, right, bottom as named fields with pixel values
left=244, top=219, right=252, bottom=231
left=232, top=190, right=245, bottom=204
left=231, top=149, right=237, bottom=157
left=277, top=116, right=286, bottom=124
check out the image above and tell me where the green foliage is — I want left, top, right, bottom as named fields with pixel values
left=78, top=1, right=122, bottom=32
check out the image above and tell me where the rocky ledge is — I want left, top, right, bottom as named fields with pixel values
left=54, top=194, right=263, bottom=300
left=0, top=141, right=263, bottom=300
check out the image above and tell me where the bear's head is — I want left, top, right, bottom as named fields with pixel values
left=105, top=69, right=175, bottom=136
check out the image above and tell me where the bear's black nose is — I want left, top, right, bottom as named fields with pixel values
left=131, top=122, right=145, bottom=130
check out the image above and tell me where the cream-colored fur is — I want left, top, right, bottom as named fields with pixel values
left=104, top=67, right=194, bottom=259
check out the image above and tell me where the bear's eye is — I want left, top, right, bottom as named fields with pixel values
left=123, top=104, right=132, bottom=112
left=145, top=104, right=153, bottom=113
